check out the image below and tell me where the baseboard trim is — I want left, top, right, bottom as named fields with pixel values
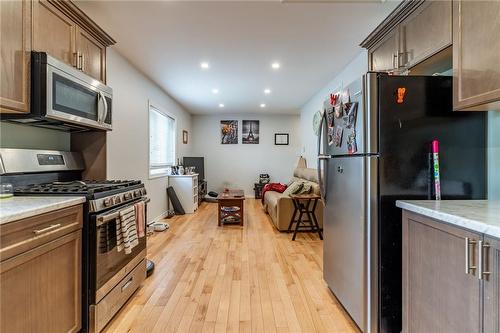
left=148, top=210, right=170, bottom=226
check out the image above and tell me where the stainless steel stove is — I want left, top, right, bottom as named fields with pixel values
left=14, top=179, right=147, bottom=212
left=0, top=149, right=148, bottom=333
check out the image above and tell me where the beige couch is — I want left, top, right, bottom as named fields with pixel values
left=263, top=167, right=324, bottom=231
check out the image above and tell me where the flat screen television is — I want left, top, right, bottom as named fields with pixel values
left=183, top=157, right=204, bottom=182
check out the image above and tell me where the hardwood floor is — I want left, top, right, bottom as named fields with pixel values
left=103, top=199, right=359, bottom=333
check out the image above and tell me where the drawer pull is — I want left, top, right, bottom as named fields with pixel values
left=478, top=240, right=491, bottom=280
left=465, top=237, right=477, bottom=274
left=33, top=223, right=62, bottom=235
left=121, top=277, right=134, bottom=292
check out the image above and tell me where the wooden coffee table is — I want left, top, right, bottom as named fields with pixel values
left=217, top=189, right=245, bottom=226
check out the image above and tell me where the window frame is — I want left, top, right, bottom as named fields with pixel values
left=148, top=100, right=177, bottom=179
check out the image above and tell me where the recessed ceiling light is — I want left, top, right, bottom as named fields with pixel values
left=271, top=62, right=280, bottom=70
left=200, top=62, right=210, bottom=69
left=219, top=103, right=225, bottom=108
left=260, top=103, right=266, bottom=108
left=212, top=88, right=219, bottom=94
left=264, top=88, right=271, bottom=95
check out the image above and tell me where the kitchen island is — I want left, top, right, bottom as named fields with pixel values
left=397, top=200, right=499, bottom=333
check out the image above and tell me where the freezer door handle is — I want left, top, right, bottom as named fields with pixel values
left=319, top=154, right=332, bottom=160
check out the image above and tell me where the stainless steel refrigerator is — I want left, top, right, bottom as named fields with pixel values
left=318, top=73, right=486, bottom=333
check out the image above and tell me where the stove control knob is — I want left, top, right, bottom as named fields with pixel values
left=103, top=198, right=112, bottom=207
left=124, top=193, right=132, bottom=200
left=115, top=196, right=121, bottom=204
left=141, top=188, right=147, bottom=195
left=134, top=190, right=141, bottom=197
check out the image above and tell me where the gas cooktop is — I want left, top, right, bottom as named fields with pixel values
left=14, top=180, right=144, bottom=198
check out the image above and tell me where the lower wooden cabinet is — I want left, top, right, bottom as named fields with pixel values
left=403, top=210, right=500, bottom=333
left=483, top=236, right=500, bottom=333
left=0, top=205, right=83, bottom=333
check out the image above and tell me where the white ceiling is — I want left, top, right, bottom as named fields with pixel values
left=77, top=1, right=399, bottom=115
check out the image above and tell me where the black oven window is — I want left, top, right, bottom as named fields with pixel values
left=52, top=73, right=98, bottom=120
left=98, top=220, right=117, bottom=254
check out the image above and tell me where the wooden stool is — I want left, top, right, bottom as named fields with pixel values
left=288, top=194, right=323, bottom=241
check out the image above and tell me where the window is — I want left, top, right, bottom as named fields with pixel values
left=149, top=102, right=176, bottom=177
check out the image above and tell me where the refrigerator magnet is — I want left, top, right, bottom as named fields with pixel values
left=334, top=103, right=343, bottom=118
left=328, top=126, right=335, bottom=146
left=345, top=102, right=358, bottom=129
left=333, top=126, right=343, bottom=147
left=347, top=131, right=357, bottom=154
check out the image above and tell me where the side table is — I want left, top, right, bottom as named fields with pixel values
left=287, top=194, right=323, bottom=241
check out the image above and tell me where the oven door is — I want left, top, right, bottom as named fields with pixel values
left=45, top=55, right=112, bottom=130
left=92, top=198, right=147, bottom=300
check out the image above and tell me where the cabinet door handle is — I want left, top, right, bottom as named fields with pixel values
left=465, top=237, right=477, bottom=274
left=78, top=53, right=84, bottom=71
left=392, top=53, right=398, bottom=70
left=33, top=223, right=62, bottom=235
left=73, top=52, right=79, bottom=68
left=478, top=240, right=491, bottom=280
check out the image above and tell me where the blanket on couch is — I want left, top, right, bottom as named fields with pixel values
left=261, top=183, right=287, bottom=203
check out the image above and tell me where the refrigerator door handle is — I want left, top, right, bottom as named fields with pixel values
left=317, top=112, right=328, bottom=201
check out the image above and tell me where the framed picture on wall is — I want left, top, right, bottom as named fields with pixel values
left=221, top=120, right=238, bottom=144
left=274, top=133, right=289, bottom=145
left=182, top=130, right=188, bottom=144
left=242, top=120, right=259, bottom=144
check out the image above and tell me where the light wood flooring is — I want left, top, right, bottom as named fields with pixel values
left=103, top=199, right=358, bottom=333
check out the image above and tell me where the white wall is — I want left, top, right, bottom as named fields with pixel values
left=106, top=48, right=192, bottom=221
left=191, top=114, right=300, bottom=196
left=299, top=51, right=368, bottom=163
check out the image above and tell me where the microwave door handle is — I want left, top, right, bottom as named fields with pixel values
left=97, top=92, right=104, bottom=123
left=101, top=92, right=108, bottom=123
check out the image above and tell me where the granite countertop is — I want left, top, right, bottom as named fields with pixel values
left=396, top=200, right=500, bottom=239
left=0, top=196, right=86, bottom=225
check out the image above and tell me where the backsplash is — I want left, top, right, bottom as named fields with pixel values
left=0, top=122, right=70, bottom=151
left=488, top=112, right=500, bottom=199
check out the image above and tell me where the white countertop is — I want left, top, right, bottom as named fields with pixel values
left=0, top=196, right=86, bottom=225
left=396, top=200, right=500, bottom=239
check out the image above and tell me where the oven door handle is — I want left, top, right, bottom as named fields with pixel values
left=96, top=197, right=150, bottom=226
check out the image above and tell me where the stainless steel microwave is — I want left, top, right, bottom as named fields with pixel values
left=2, top=52, right=112, bottom=131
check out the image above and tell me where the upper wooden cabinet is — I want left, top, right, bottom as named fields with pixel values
left=32, top=0, right=76, bottom=67
left=370, top=30, right=399, bottom=72
left=363, top=0, right=452, bottom=73
left=453, top=0, right=500, bottom=111
left=76, top=27, right=106, bottom=82
left=0, top=0, right=114, bottom=114
left=400, top=0, right=452, bottom=68
left=0, top=0, right=32, bottom=114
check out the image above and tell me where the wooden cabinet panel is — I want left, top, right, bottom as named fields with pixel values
left=402, top=0, right=452, bottom=68
left=369, top=30, right=398, bottom=72
left=76, top=27, right=106, bottom=82
left=33, top=0, right=76, bottom=67
left=0, top=204, right=83, bottom=261
left=0, top=0, right=31, bottom=113
left=483, top=236, right=500, bottom=333
left=453, top=0, right=500, bottom=111
left=402, top=211, right=481, bottom=333
left=0, top=230, right=82, bottom=333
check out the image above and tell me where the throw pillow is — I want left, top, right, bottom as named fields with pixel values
left=283, top=181, right=303, bottom=196
left=297, top=182, right=312, bottom=194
